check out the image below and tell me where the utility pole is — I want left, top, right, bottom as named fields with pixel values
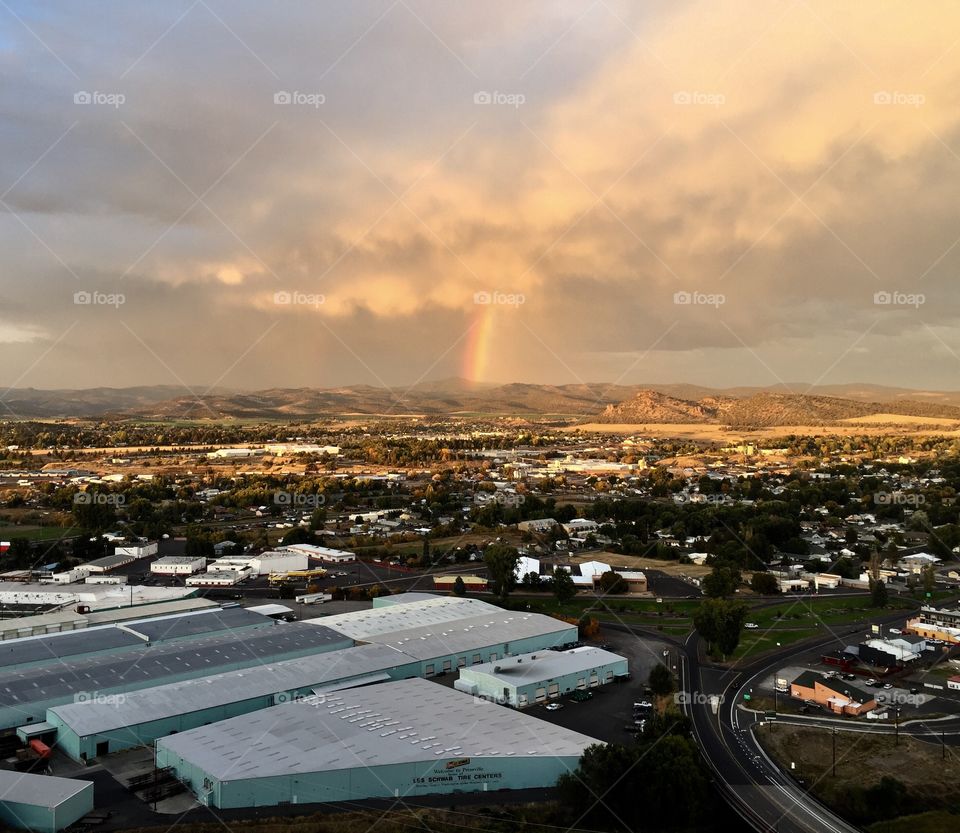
left=832, top=728, right=837, bottom=777
left=894, top=707, right=900, bottom=747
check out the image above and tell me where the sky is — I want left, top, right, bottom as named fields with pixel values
left=1, top=0, right=959, bottom=392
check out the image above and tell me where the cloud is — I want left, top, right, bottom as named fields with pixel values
left=1, top=0, right=960, bottom=389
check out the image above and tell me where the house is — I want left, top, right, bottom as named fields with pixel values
left=789, top=671, right=876, bottom=715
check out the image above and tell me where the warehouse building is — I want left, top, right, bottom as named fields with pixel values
left=279, top=543, right=356, bottom=563
left=0, top=621, right=349, bottom=731
left=150, top=556, right=207, bottom=575
left=156, top=678, right=599, bottom=808
left=308, top=595, right=578, bottom=676
left=47, top=643, right=419, bottom=761
left=0, top=607, right=270, bottom=672
left=0, top=771, right=93, bottom=833
left=454, top=647, right=629, bottom=707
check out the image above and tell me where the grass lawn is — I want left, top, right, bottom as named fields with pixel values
left=0, top=524, right=79, bottom=541
left=729, top=626, right=823, bottom=661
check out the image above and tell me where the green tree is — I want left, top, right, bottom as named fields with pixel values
left=694, top=598, right=749, bottom=658
left=452, top=575, right=466, bottom=597
left=557, top=737, right=708, bottom=830
left=702, top=563, right=741, bottom=598
left=749, top=571, right=780, bottom=595
left=870, top=578, right=889, bottom=608
left=483, top=544, right=520, bottom=602
left=551, top=567, right=577, bottom=604
left=597, top=570, right=628, bottom=594
left=648, top=662, right=675, bottom=697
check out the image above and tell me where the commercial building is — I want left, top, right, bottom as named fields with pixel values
left=789, top=671, right=877, bottom=715
left=0, top=621, right=349, bottom=730
left=151, top=556, right=207, bottom=576
left=856, top=638, right=921, bottom=668
left=280, top=544, right=356, bottom=563
left=455, top=647, right=629, bottom=707
left=432, top=575, right=487, bottom=592
left=199, top=552, right=309, bottom=577
left=156, top=679, right=599, bottom=808
left=0, top=771, right=93, bottom=833
left=47, top=643, right=418, bottom=761
left=185, top=571, right=245, bottom=587
left=84, top=553, right=139, bottom=573
left=595, top=570, right=647, bottom=593
left=906, top=605, right=960, bottom=644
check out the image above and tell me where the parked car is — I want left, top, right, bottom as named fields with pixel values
left=889, top=628, right=902, bottom=635
left=865, top=679, right=878, bottom=687
left=745, top=622, right=759, bottom=629
left=545, top=703, right=563, bottom=711
left=882, top=683, right=894, bottom=690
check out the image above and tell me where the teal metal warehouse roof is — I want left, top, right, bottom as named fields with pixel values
left=157, top=678, right=599, bottom=779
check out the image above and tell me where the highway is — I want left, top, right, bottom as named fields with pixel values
left=669, top=606, right=927, bottom=833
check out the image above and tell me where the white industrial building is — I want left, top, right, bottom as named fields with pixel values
left=185, top=571, right=246, bottom=587
left=279, top=543, right=355, bottom=563
left=151, top=556, right=207, bottom=576
left=215, top=552, right=308, bottom=575
left=113, top=542, right=159, bottom=560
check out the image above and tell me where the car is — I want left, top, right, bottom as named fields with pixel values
left=864, top=679, right=878, bottom=687
left=910, top=687, right=920, bottom=694
left=889, top=628, right=902, bottom=635
left=745, top=622, right=759, bottom=629
left=843, top=673, right=857, bottom=681
left=545, top=703, right=563, bottom=711
left=883, top=683, right=894, bottom=690
left=634, top=701, right=653, bottom=710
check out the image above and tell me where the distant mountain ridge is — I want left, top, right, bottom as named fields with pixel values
left=596, top=390, right=960, bottom=427
left=2, top=379, right=960, bottom=421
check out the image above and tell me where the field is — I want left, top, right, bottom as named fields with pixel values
left=0, top=523, right=79, bottom=542
left=757, top=724, right=960, bottom=823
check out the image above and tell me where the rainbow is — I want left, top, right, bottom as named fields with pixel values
left=462, top=302, right=496, bottom=382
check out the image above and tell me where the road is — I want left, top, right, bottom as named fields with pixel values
left=670, top=606, right=921, bottom=833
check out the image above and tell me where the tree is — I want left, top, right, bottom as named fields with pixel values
left=648, top=662, right=675, bottom=697
left=308, top=507, right=327, bottom=530
left=702, top=564, right=741, bottom=598
left=694, top=598, right=749, bottom=658
left=551, top=567, right=577, bottom=604
left=749, top=571, right=780, bottom=595
left=557, top=737, right=709, bottom=830
left=597, top=570, right=628, bottom=594
left=452, top=575, right=466, bottom=597
left=870, top=578, right=889, bottom=608
left=483, top=544, right=520, bottom=602
left=280, top=527, right=312, bottom=546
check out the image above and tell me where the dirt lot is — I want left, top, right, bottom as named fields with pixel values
left=570, top=551, right=711, bottom=579
left=757, top=723, right=960, bottom=807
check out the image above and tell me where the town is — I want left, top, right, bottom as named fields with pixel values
left=0, top=418, right=959, bottom=833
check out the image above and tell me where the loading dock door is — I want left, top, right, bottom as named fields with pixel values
left=535, top=687, right=547, bottom=702
left=547, top=683, right=560, bottom=698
